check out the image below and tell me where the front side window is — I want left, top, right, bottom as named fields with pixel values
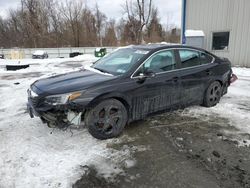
left=92, top=48, right=148, bottom=75
left=135, top=50, right=176, bottom=76
left=179, top=50, right=213, bottom=68
left=212, top=32, right=230, bottom=50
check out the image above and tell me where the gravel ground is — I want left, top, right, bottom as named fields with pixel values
left=74, top=111, right=250, bottom=188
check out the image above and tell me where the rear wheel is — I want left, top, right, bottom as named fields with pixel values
left=85, top=99, right=128, bottom=140
left=203, top=81, right=222, bottom=107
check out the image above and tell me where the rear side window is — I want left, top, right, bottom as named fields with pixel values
left=179, top=50, right=200, bottom=68
left=200, top=52, right=213, bottom=65
left=179, top=50, right=213, bottom=68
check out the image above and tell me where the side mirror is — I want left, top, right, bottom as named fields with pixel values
left=144, top=69, right=156, bottom=78
left=138, top=73, right=147, bottom=80
left=137, top=70, right=156, bottom=81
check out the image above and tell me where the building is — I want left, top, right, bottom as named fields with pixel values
left=182, top=0, right=250, bottom=67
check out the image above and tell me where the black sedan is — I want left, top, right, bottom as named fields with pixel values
left=27, top=44, right=237, bottom=139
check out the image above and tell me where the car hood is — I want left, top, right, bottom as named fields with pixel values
left=31, top=69, right=115, bottom=96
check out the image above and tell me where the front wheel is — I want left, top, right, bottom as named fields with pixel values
left=203, top=81, right=222, bottom=107
left=85, top=99, right=128, bottom=140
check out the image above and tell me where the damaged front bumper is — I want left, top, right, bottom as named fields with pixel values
left=27, top=93, right=85, bottom=128
left=27, top=102, right=36, bottom=118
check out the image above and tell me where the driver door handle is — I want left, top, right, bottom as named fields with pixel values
left=171, top=77, right=179, bottom=83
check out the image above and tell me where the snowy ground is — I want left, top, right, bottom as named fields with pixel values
left=0, top=56, right=139, bottom=188
left=182, top=67, right=250, bottom=145
left=0, top=56, right=250, bottom=187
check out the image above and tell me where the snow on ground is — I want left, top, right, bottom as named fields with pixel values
left=182, top=67, right=250, bottom=145
left=0, top=56, right=137, bottom=188
left=0, top=54, right=98, bottom=73
left=0, top=55, right=250, bottom=188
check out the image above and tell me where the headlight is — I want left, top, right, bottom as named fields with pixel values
left=45, top=92, right=81, bottom=105
left=30, top=89, right=38, bottom=97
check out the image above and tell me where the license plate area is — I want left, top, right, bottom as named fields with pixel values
left=230, top=74, right=238, bottom=84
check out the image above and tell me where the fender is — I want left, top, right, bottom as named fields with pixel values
left=84, top=92, right=132, bottom=117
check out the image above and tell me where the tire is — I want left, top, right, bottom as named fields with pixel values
left=85, top=99, right=128, bottom=140
left=203, top=81, right=222, bottom=107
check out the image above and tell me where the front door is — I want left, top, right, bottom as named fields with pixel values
left=127, top=49, right=182, bottom=120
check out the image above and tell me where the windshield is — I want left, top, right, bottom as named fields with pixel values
left=91, top=48, right=149, bottom=75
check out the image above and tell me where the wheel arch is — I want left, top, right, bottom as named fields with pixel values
left=85, top=92, right=131, bottom=117
left=204, top=79, right=223, bottom=95
left=202, top=79, right=223, bottom=107
left=112, top=96, right=130, bottom=114
left=215, top=79, right=223, bottom=86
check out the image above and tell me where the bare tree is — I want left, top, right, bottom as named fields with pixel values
left=145, top=7, right=164, bottom=43
left=82, top=8, right=98, bottom=46
left=19, top=0, right=53, bottom=47
left=0, top=0, right=179, bottom=48
left=103, top=19, right=117, bottom=46
left=95, top=3, right=107, bottom=46
left=123, top=0, right=153, bottom=44
left=60, top=0, right=84, bottom=47
left=45, top=0, right=63, bottom=47
left=0, top=16, right=12, bottom=47
left=20, top=0, right=40, bottom=47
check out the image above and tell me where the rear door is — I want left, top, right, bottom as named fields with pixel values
left=176, top=49, right=216, bottom=106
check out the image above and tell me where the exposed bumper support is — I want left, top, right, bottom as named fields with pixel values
left=27, top=99, right=85, bottom=127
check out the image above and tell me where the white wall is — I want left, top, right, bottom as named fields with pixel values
left=0, top=47, right=117, bottom=59
left=185, top=0, right=250, bottom=67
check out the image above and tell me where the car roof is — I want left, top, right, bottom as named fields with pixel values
left=130, top=43, right=208, bottom=53
left=132, top=43, right=177, bottom=50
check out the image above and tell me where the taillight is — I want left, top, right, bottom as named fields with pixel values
left=230, top=74, right=238, bottom=84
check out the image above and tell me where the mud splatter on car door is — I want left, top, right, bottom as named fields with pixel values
left=130, top=72, right=181, bottom=120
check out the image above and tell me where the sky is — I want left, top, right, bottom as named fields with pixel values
left=0, top=0, right=182, bottom=27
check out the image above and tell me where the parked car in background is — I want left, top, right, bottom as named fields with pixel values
left=32, top=50, right=48, bottom=59
left=27, top=44, right=237, bottom=140
left=69, top=52, right=83, bottom=58
left=0, top=54, right=4, bottom=59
